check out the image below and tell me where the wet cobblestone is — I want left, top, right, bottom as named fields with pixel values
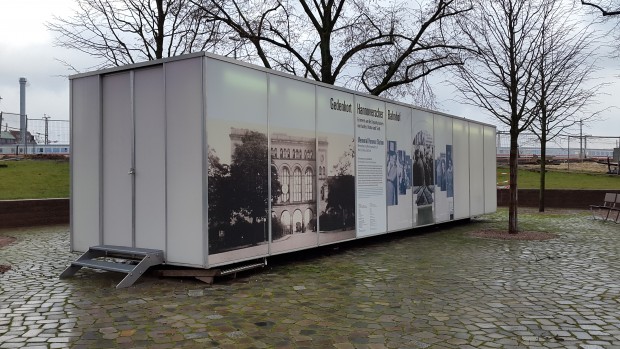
left=1, top=209, right=619, bottom=348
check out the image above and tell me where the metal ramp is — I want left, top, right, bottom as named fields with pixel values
left=60, top=245, right=164, bottom=288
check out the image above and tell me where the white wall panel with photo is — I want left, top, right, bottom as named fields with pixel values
left=268, top=75, right=318, bottom=254
left=386, top=103, right=413, bottom=231
left=205, top=59, right=270, bottom=267
left=412, top=110, right=435, bottom=226
left=433, top=114, right=454, bottom=223
left=316, top=86, right=357, bottom=246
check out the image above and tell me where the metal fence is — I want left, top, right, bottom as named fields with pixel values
left=496, top=131, right=619, bottom=160
left=1, top=113, right=69, bottom=144
left=0, top=112, right=70, bottom=155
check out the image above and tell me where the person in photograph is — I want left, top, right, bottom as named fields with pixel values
left=446, top=158, right=454, bottom=198
left=424, top=147, right=434, bottom=187
left=413, top=148, right=425, bottom=187
left=398, top=150, right=407, bottom=195
left=386, top=150, right=398, bottom=206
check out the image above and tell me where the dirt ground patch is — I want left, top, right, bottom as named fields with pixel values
left=468, top=229, right=558, bottom=241
left=0, top=236, right=16, bottom=273
left=520, top=161, right=613, bottom=174
left=0, top=236, right=16, bottom=248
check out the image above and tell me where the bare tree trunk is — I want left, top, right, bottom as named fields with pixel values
left=539, top=128, right=547, bottom=212
left=509, top=131, right=519, bottom=234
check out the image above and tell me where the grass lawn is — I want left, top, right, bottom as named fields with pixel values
left=0, top=159, right=617, bottom=200
left=497, top=166, right=620, bottom=189
left=0, top=159, right=69, bottom=200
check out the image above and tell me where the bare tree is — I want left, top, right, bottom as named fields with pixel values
left=452, top=0, right=546, bottom=234
left=532, top=1, right=606, bottom=212
left=582, top=0, right=620, bottom=15
left=192, top=0, right=473, bottom=106
left=47, top=0, right=224, bottom=69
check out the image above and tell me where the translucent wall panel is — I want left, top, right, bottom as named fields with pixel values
left=71, top=75, right=101, bottom=252
left=386, top=103, right=413, bottom=231
left=469, top=123, right=484, bottom=215
left=206, top=58, right=269, bottom=266
left=412, top=110, right=435, bottom=226
left=269, top=75, right=318, bottom=254
left=433, top=114, right=454, bottom=223
left=484, top=126, right=497, bottom=213
left=317, top=86, right=356, bottom=246
left=452, top=119, right=470, bottom=219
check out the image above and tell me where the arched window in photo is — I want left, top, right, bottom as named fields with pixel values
left=293, top=209, right=303, bottom=233
left=304, top=208, right=313, bottom=232
left=304, top=167, right=313, bottom=201
left=280, top=210, right=291, bottom=235
left=280, top=166, right=290, bottom=203
left=293, top=167, right=302, bottom=202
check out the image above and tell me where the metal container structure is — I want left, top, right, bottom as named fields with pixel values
left=70, top=52, right=497, bottom=269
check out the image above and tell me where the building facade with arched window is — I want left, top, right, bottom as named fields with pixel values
left=229, top=128, right=329, bottom=237
left=270, top=132, right=328, bottom=236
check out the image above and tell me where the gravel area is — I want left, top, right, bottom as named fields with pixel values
left=468, top=229, right=558, bottom=241
left=0, top=236, right=15, bottom=273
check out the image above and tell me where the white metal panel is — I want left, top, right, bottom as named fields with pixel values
left=469, top=123, right=484, bottom=215
left=134, top=67, right=166, bottom=251
left=165, top=57, right=204, bottom=266
left=452, top=119, right=470, bottom=219
left=71, top=75, right=101, bottom=252
left=433, top=114, right=453, bottom=223
left=484, top=126, right=497, bottom=213
left=102, top=72, right=133, bottom=247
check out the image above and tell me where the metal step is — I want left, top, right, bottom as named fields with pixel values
left=60, top=245, right=164, bottom=288
left=90, top=245, right=164, bottom=257
left=72, top=260, right=136, bottom=273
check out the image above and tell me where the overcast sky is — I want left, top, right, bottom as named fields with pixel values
left=1, top=0, right=618, bottom=146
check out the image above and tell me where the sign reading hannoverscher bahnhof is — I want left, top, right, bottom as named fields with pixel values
left=69, top=52, right=497, bottom=268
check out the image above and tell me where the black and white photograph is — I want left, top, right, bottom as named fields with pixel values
left=269, top=76, right=319, bottom=254
left=206, top=61, right=270, bottom=265
left=317, top=87, right=356, bottom=245
left=433, top=115, right=455, bottom=223
left=386, top=103, right=413, bottom=231
left=269, top=130, right=319, bottom=253
left=412, top=125, right=435, bottom=226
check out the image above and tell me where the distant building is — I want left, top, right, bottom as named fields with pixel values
left=0, top=131, right=15, bottom=145
left=7, top=130, right=36, bottom=145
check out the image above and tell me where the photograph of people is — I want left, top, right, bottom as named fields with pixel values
left=386, top=141, right=399, bottom=206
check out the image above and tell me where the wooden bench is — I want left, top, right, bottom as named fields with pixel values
left=609, top=197, right=620, bottom=224
left=590, top=193, right=618, bottom=221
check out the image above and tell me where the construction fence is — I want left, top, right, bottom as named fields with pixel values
left=0, top=112, right=69, bottom=156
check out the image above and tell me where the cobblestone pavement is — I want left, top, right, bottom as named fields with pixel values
left=1, top=209, right=620, bottom=348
